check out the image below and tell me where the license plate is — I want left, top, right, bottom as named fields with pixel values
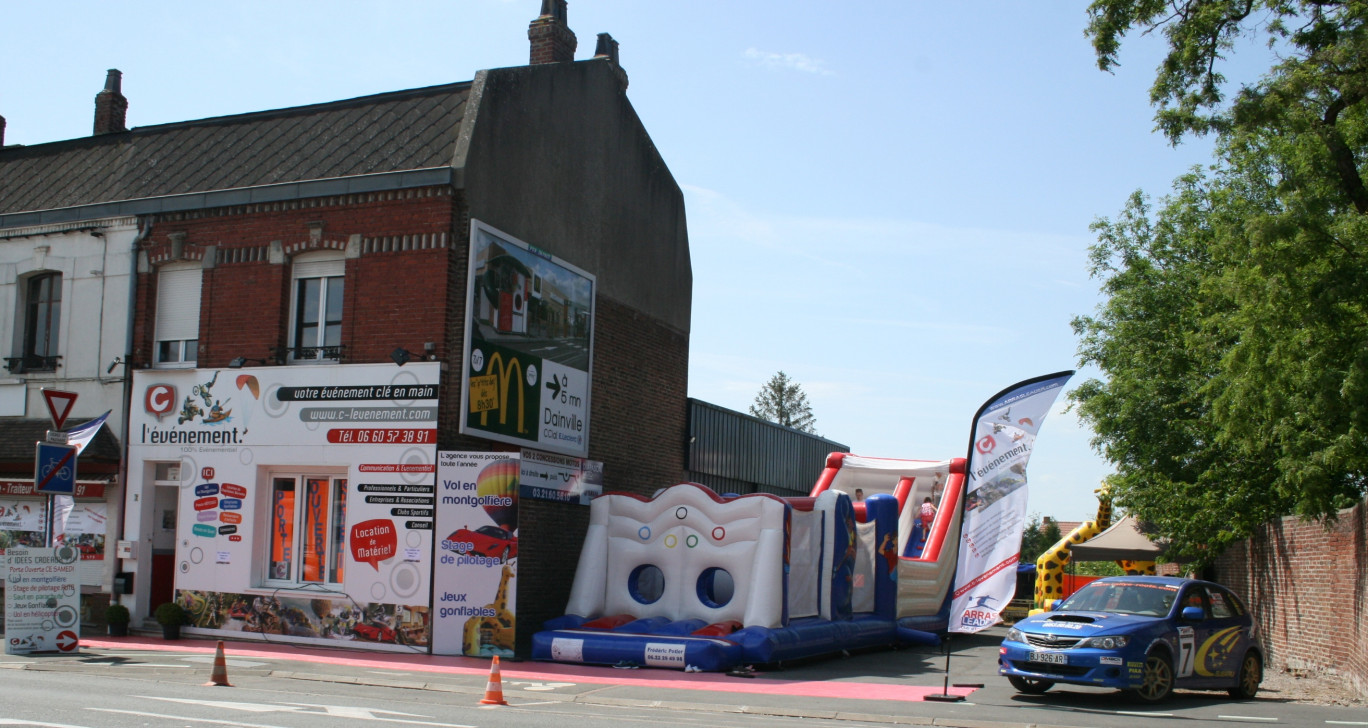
left=1028, top=650, right=1067, bottom=665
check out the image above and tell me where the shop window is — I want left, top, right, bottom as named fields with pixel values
left=5, top=272, right=62, bottom=374
left=154, top=263, right=201, bottom=368
left=287, top=256, right=344, bottom=363
left=0, top=497, right=46, bottom=550
left=267, top=474, right=347, bottom=585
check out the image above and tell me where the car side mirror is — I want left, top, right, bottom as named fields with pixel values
left=1051, top=599, right=1063, bottom=611
left=1181, top=606, right=1205, bottom=621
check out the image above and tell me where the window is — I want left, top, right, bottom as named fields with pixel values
left=267, top=473, right=347, bottom=585
left=6, top=272, right=62, bottom=373
left=154, top=264, right=201, bottom=368
left=289, top=257, right=344, bottom=363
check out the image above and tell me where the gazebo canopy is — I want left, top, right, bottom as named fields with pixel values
left=1070, top=515, right=1168, bottom=562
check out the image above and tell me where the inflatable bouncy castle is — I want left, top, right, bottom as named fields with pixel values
left=531, top=453, right=966, bottom=671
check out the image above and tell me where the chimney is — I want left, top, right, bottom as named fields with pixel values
left=0, top=115, right=6, bottom=147
left=93, top=69, right=128, bottom=135
left=528, top=0, right=576, bottom=64
left=593, top=32, right=629, bottom=90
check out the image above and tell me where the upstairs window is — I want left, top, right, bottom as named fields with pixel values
left=6, top=272, right=62, bottom=373
left=288, top=257, right=344, bottom=363
left=154, top=263, right=201, bottom=368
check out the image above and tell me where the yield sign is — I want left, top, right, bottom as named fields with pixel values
left=42, top=389, right=78, bottom=430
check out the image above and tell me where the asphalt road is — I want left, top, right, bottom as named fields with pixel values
left=1, top=626, right=1365, bottom=728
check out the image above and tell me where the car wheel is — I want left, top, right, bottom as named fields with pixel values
left=1008, top=675, right=1055, bottom=694
left=1132, top=651, right=1174, bottom=703
left=1228, top=651, right=1261, bottom=699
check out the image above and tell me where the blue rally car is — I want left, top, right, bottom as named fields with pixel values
left=999, top=576, right=1262, bottom=702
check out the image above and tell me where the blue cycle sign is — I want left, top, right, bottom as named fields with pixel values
left=35, top=442, right=77, bottom=495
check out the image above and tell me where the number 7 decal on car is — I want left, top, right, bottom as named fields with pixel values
left=1177, top=626, right=1196, bottom=677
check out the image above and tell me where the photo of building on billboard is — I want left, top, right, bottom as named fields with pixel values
left=461, top=220, right=595, bottom=458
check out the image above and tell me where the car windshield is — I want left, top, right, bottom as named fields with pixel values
left=1056, top=581, right=1177, bottom=617
left=477, top=525, right=505, bottom=537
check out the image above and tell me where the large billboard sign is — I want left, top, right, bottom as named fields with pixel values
left=128, top=363, right=440, bottom=652
left=460, top=220, right=595, bottom=458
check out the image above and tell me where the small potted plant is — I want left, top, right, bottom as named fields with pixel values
left=105, top=602, right=130, bottom=637
left=153, top=602, right=189, bottom=640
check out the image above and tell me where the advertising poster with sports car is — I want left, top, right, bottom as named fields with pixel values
left=431, top=451, right=518, bottom=657
left=460, top=220, right=595, bottom=458
left=128, top=363, right=439, bottom=651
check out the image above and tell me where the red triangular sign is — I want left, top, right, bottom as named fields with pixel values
left=43, top=389, right=78, bottom=430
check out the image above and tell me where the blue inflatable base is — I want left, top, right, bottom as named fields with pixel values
left=532, top=614, right=931, bottom=672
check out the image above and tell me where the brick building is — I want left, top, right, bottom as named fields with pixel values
left=0, top=3, right=690, bottom=656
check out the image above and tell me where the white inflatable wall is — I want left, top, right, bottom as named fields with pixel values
left=564, top=485, right=790, bottom=628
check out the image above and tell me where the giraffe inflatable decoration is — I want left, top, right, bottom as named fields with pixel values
left=1032, top=487, right=1113, bottom=611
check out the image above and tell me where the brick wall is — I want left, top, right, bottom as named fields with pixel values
left=514, top=298, right=690, bottom=654
left=135, top=189, right=456, bottom=368
left=1212, top=497, right=1368, bottom=698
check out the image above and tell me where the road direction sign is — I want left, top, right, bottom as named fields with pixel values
left=42, top=389, right=78, bottom=430
left=35, top=441, right=77, bottom=495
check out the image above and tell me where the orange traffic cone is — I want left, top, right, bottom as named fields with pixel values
left=479, top=655, right=508, bottom=705
left=204, top=640, right=233, bottom=687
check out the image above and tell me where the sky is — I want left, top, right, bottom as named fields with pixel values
left=1, top=1, right=1258, bottom=520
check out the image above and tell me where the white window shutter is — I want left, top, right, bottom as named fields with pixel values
left=155, top=265, right=202, bottom=342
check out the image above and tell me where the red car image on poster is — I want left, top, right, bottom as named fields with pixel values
left=442, top=525, right=517, bottom=563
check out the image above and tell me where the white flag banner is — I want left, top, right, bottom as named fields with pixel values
left=66, top=410, right=111, bottom=456
left=948, top=371, right=1073, bottom=633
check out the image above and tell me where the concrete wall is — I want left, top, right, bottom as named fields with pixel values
left=456, top=59, right=691, bottom=335
left=1213, top=497, right=1368, bottom=699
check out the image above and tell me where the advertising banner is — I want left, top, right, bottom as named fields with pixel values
left=4, top=546, right=81, bottom=654
left=460, top=220, right=595, bottom=457
left=519, top=448, right=603, bottom=505
left=948, top=371, right=1073, bottom=634
left=128, top=362, right=439, bottom=651
left=432, top=451, right=518, bottom=657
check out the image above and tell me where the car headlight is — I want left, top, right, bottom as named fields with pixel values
left=1079, top=635, right=1129, bottom=649
left=1005, top=627, right=1024, bottom=643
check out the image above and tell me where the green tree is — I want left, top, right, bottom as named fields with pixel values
left=1073, top=1, right=1368, bottom=564
left=749, top=371, right=817, bottom=433
left=1019, top=514, right=1064, bottom=564
left=1088, top=1, right=1368, bottom=211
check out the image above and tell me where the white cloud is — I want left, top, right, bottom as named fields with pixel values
left=744, top=48, right=836, bottom=76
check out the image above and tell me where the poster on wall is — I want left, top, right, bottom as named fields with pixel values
left=4, top=546, right=81, bottom=655
left=128, top=362, right=439, bottom=651
left=519, top=448, right=603, bottom=505
left=460, top=220, right=595, bottom=458
left=56, top=501, right=107, bottom=560
left=432, top=451, right=518, bottom=657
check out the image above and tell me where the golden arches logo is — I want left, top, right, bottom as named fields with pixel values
left=478, top=352, right=527, bottom=433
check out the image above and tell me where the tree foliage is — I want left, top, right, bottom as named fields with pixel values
left=1019, top=515, right=1064, bottom=564
left=750, top=371, right=818, bottom=433
left=1076, top=1, right=1368, bottom=565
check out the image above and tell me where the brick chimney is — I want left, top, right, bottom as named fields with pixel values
left=93, top=69, right=128, bottom=135
left=593, top=32, right=628, bottom=90
left=529, top=0, right=576, bottom=64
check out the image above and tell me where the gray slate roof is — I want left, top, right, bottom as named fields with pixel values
left=0, top=82, right=471, bottom=217
left=0, top=416, right=122, bottom=462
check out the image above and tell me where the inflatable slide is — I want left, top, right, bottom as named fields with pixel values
left=531, top=453, right=967, bottom=671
